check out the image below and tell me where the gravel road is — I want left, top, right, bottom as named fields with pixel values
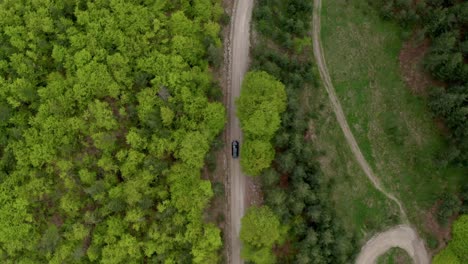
left=227, top=1, right=253, bottom=264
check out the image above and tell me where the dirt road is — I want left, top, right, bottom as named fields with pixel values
left=227, top=1, right=254, bottom=264
left=356, top=225, right=430, bottom=264
left=312, top=0, right=407, bottom=221
left=312, top=0, right=429, bottom=263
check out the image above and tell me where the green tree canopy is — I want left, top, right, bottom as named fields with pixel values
left=236, top=71, right=286, bottom=176
left=434, top=214, right=468, bottom=263
left=451, top=214, right=468, bottom=262
left=237, top=70, right=286, bottom=140
left=240, top=206, right=285, bottom=264
left=240, top=140, right=275, bottom=176
left=0, top=0, right=226, bottom=262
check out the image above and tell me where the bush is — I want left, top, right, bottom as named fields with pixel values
left=434, top=215, right=468, bottom=263
left=236, top=71, right=286, bottom=176
left=433, top=246, right=460, bottom=264
left=437, top=194, right=462, bottom=226
left=240, top=206, right=285, bottom=264
left=240, top=140, right=275, bottom=176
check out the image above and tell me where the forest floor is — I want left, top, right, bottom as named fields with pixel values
left=317, top=0, right=465, bottom=252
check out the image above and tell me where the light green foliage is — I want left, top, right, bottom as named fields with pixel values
left=0, top=0, right=225, bottom=262
left=176, top=131, right=210, bottom=169
left=160, top=106, right=175, bottom=126
left=241, top=247, right=276, bottom=264
left=240, top=206, right=284, bottom=264
left=433, top=246, right=460, bottom=264
left=237, top=71, right=286, bottom=140
left=242, top=103, right=282, bottom=139
left=236, top=71, right=286, bottom=175
left=240, top=140, right=275, bottom=176
left=0, top=192, right=38, bottom=256
left=433, top=215, right=468, bottom=263
left=451, top=215, right=468, bottom=261
left=192, top=224, right=222, bottom=264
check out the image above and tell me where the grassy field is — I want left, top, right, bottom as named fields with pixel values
left=317, top=0, right=465, bottom=240
left=377, top=247, right=413, bottom=264
left=310, top=86, right=399, bottom=243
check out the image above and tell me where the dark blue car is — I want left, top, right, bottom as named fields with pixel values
left=232, top=140, right=239, bottom=158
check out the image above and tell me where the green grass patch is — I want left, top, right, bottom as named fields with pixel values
left=311, top=86, right=399, bottom=243
left=377, top=247, right=413, bottom=264
left=319, top=0, right=465, bottom=237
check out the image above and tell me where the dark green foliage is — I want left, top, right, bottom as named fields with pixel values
left=253, top=0, right=313, bottom=49
left=461, top=183, right=468, bottom=214
left=212, top=182, right=225, bottom=197
left=426, top=234, right=439, bottom=249
left=251, top=0, right=356, bottom=263
left=0, top=0, right=225, bottom=263
left=437, top=194, right=462, bottom=226
left=367, top=0, right=419, bottom=28
left=369, top=0, right=468, bottom=167
left=429, top=86, right=468, bottom=166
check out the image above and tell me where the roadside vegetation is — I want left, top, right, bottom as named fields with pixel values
left=0, top=0, right=226, bottom=263
left=433, top=214, right=468, bottom=264
left=238, top=0, right=356, bottom=262
left=236, top=71, right=286, bottom=176
left=240, top=206, right=285, bottom=264
left=320, top=0, right=466, bottom=246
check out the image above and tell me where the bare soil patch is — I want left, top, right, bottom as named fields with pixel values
left=279, top=173, right=289, bottom=189
left=51, top=213, right=64, bottom=227
left=305, top=120, right=317, bottom=141
left=422, top=201, right=458, bottom=254
left=399, top=34, right=442, bottom=95
left=274, top=241, right=294, bottom=259
left=395, top=251, right=414, bottom=264
left=245, top=176, right=263, bottom=207
left=203, top=149, right=228, bottom=227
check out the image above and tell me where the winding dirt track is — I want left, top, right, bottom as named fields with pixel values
left=227, top=1, right=253, bottom=264
left=356, top=225, right=430, bottom=264
left=312, top=0, right=429, bottom=263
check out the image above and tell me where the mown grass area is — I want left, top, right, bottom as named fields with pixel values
left=319, top=0, right=465, bottom=238
left=377, top=247, right=413, bottom=264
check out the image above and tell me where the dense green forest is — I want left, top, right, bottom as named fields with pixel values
left=248, top=0, right=356, bottom=263
left=368, top=0, right=468, bottom=166
left=0, top=0, right=226, bottom=263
